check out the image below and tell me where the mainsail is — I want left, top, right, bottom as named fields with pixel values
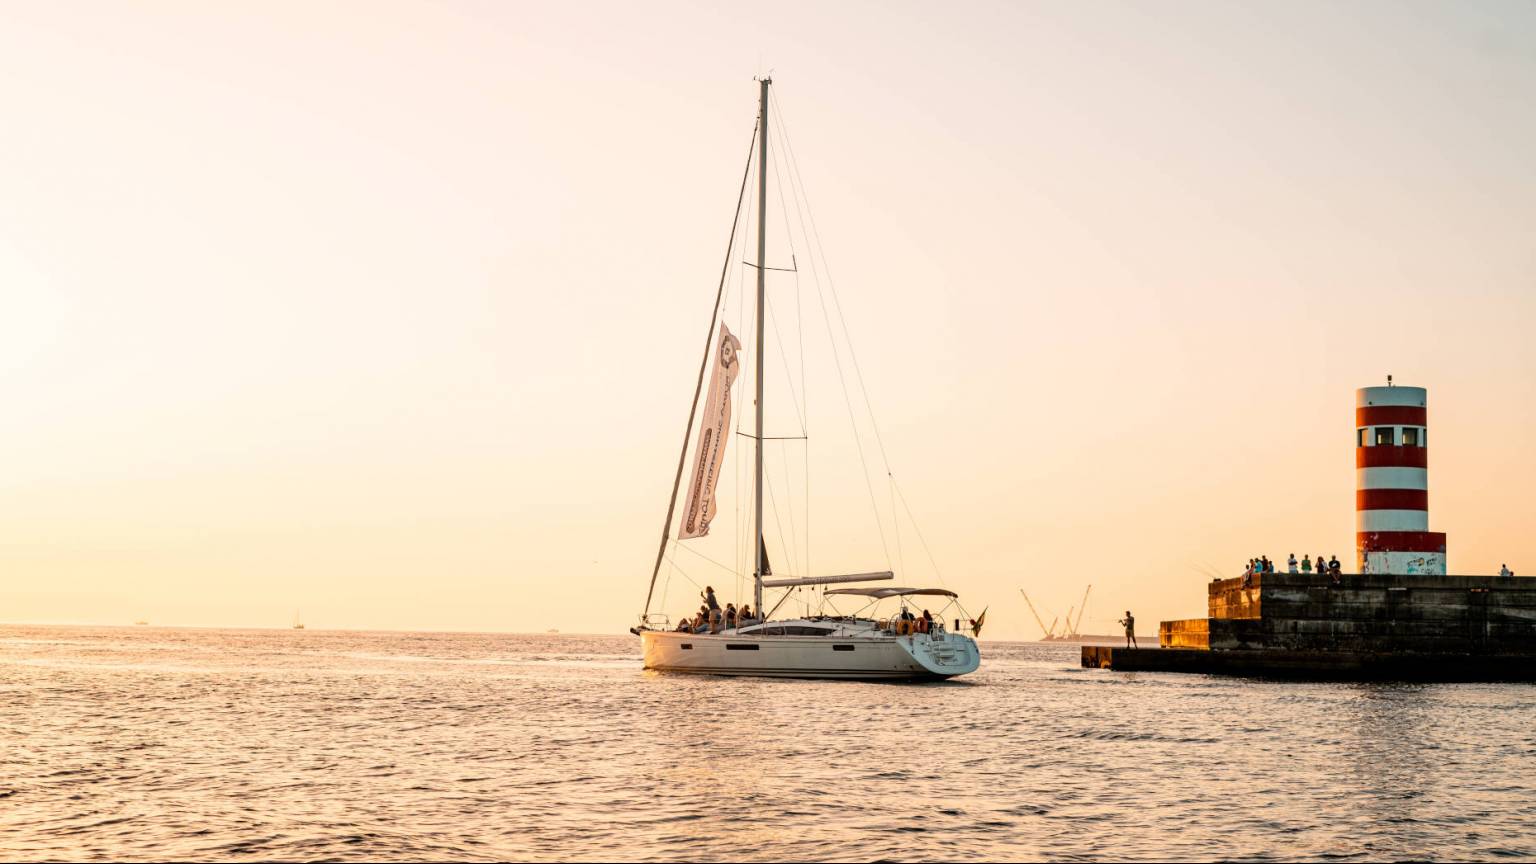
left=679, top=323, right=742, bottom=539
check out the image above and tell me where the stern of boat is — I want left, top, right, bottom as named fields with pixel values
left=897, top=631, right=981, bottom=678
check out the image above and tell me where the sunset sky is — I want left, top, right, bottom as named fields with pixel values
left=3, top=1, right=1533, bottom=639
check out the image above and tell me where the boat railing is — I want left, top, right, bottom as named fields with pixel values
left=876, top=618, right=948, bottom=637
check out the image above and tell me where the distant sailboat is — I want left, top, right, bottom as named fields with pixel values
left=292, top=610, right=305, bottom=630
left=630, top=79, right=981, bottom=680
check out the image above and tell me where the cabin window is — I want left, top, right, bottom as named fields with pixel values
left=1401, top=427, right=1419, bottom=447
left=1374, top=427, right=1395, bottom=446
left=725, top=644, right=760, bottom=651
left=833, top=644, right=855, bottom=652
left=680, top=643, right=692, bottom=650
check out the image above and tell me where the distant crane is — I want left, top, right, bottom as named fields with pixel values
left=1065, top=585, right=1092, bottom=638
left=1019, top=589, right=1056, bottom=638
left=1022, top=584, right=1099, bottom=641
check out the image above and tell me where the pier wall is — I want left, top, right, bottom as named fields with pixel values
left=1083, top=645, right=1536, bottom=681
left=1158, top=618, right=1209, bottom=649
left=1192, top=574, right=1536, bottom=654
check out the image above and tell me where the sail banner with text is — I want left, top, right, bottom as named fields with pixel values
left=679, top=324, right=742, bottom=539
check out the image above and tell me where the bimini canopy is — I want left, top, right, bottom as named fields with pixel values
left=823, top=587, right=958, bottom=600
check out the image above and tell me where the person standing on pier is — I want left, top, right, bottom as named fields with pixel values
left=1120, top=610, right=1137, bottom=648
left=1288, top=553, right=1298, bottom=574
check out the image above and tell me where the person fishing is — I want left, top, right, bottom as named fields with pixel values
left=1120, top=610, right=1137, bottom=648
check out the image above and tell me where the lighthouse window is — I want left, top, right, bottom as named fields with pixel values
left=1356, top=428, right=1364, bottom=447
left=1374, top=427, right=1395, bottom=446
left=1402, top=427, right=1419, bottom=447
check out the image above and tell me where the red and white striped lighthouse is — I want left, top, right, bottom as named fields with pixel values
left=1355, top=382, right=1446, bottom=574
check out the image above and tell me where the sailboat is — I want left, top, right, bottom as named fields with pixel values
left=631, top=78, right=981, bottom=680
left=292, top=610, right=305, bottom=630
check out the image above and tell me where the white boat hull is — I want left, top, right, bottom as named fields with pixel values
left=640, top=628, right=980, bottom=680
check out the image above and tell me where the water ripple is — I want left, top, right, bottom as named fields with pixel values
left=1, top=625, right=1533, bottom=861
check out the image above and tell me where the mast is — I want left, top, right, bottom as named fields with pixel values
left=753, top=76, right=770, bottom=618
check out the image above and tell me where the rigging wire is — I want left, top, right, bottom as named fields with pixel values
left=779, top=439, right=800, bottom=580
left=892, top=481, right=948, bottom=587
left=661, top=554, right=704, bottom=593
left=765, top=113, right=814, bottom=585
left=733, top=146, right=760, bottom=603
left=762, top=458, right=796, bottom=578
left=769, top=89, right=893, bottom=573
left=640, top=119, right=759, bottom=621
left=669, top=537, right=745, bottom=577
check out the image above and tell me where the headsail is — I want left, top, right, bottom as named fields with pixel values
left=679, top=323, right=742, bottom=539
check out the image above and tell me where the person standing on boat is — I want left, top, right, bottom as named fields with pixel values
left=1120, top=611, right=1137, bottom=648
left=702, top=586, right=721, bottom=633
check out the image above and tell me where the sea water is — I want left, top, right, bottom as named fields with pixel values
left=2, top=625, right=1533, bottom=861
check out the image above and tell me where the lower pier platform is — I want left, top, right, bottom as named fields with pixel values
left=1081, top=645, right=1536, bottom=681
left=1083, top=572, right=1536, bottom=682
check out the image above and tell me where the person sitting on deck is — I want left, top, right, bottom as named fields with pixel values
left=693, top=606, right=710, bottom=634
left=921, top=609, right=935, bottom=633
left=724, top=603, right=737, bottom=629
left=676, top=617, right=691, bottom=632
left=737, top=603, right=753, bottom=625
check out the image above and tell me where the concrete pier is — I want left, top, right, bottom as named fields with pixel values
left=1084, top=572, right=1536, bottom=681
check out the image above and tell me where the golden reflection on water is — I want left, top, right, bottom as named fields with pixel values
left=1, top=626, right=1533, bottom=861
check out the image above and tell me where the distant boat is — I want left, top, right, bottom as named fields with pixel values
left=133, top=620, right=149, bottom=626
left=292, top=610, right=305, bottom=630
